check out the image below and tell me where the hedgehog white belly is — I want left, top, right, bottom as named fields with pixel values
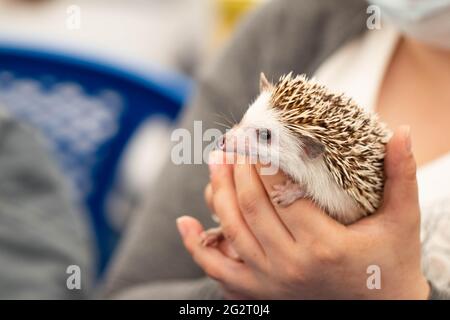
left=279, top=156, right=365, bottom=225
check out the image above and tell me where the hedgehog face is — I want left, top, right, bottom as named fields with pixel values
left=218, top=90, right=284, bottom=163
left=218, top=80, right=324, bottom=177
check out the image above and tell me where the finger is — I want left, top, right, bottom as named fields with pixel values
left=176, top=216, right=247, bottom=284
left=218, top=240, right=241, bottom=261
left=209, top=151, right=266, bottom=266
left=256, top=164, right=342, bottom=240
left=382, top=126, right=419, bottom=220
left=234, top=156, right=294, bottom=252
left=205, top=183, right=214, bottom=212
left=204, top=183, right=219, bottom=222
left=221, top=285, right=254, bottom=300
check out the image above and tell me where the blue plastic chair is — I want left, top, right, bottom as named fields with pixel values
left=0, top=44, right=192, bottom=275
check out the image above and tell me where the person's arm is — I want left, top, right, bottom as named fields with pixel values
left=0, top=116, right=93, bottom=299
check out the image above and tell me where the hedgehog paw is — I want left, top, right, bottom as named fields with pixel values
left=270, top=180, right=305, bottom=207
left=201, top=227, right=224, bottom=246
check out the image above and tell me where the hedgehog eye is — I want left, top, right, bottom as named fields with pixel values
left=257, top=128, right=271, bottom=143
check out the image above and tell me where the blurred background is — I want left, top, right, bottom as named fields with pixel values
left=0, top=0, right=268, bottom=284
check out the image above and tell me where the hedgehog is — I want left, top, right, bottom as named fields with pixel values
left=202, top=72, right=391, bottom=245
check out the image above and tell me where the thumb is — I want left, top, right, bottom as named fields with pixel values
left=176, top=216, right=204, bottom=253
left=382, top=126, right=419, bottom=218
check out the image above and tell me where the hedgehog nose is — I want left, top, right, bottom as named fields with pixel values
left=217, top=135, right=226, bottom=150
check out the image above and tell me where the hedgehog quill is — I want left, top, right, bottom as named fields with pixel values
left=202, top=72, right=391, bottom=246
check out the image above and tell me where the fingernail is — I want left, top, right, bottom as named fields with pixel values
left=211, top=214, right=220, bottom=223
left=176, top=217, right=189, bottom=237
left=403, top=126, right=412, bottom=153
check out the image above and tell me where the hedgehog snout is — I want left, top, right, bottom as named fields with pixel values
left=216, top=134, right=226, bottom=150
left=216, top=132, right=237, bottom=152
left=216, top=127, right=250, bottom=154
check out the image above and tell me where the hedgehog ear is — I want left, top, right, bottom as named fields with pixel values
left=260, top=72, right=272, bottom=92
left=302, top=136, right=325, bottom=159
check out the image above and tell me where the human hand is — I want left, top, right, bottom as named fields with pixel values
left=177, top=126, right=430, bottom=299
left=203, top=183, right=240, bottom=261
